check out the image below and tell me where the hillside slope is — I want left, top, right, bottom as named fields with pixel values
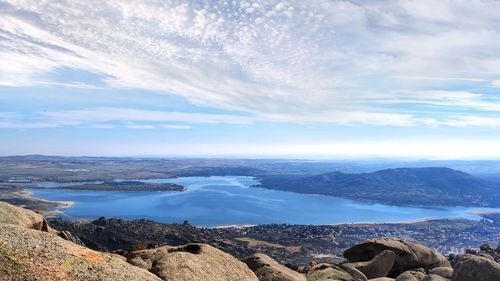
left=259, top=167, right=499, bottom=207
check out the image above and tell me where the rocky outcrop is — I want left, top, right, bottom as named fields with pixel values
left=0, top=201, right=49, bottom=231
left=0, top=201, right=84, bottom=246
left=1, top=201, right=499, bottom=281
left=421, top=275, right=447, bottom=281
left=57, top=230, right=85, bottom=246
left=344, top=238, right=450, bottom=277
left=127, top=243, right=259, bottom=281
left=244, top=253, right=306, bottom=281
left=395, top=270, right=426, bottom=281
left=0, top=224, right=161, bottom=281
left=307, top=263, right=362, bottom=281
left=451, top=254, right=500, bottom=281
left=429, top=267, right=452, bottom=279
left=344, top=250, right=396, bottom=279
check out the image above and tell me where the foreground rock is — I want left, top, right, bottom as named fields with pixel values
left=429, top=267, right=452, bottom=279
left=0, top=201, right=83, bottom=245
left=0, top=224, right=161, bottom=281
left=127, top=243, right=259, bottom=281
left=0, top=201, right=49, bottom=231
left=451, top=254, right=500, bottom=281
left=344, top=250, right=395, bottom=279
left=244, top=253, right=307, bottom=281
left=395, top=270, right=426, bottom=281
left=344, top=238, right=450, bottom=277
left=307, top=263, right=364, bottom=281
left=421, top=275, right=447, bottom=281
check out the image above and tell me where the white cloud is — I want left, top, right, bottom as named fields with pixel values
left=0, top=121, right=57, bottom=129
left=162, top=124, right=192, bottom=129
left=126, top=124, right=156, bottom=129
left=491, top=80, right=500, bottom=88
left=40, top=108, right=255, bottom=125
left=2, top=0, right=500, bottom=125
left=89, top=124, right=116, bottom=129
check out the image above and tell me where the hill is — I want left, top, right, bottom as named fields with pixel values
left=259, top=167, right=500, bottom=207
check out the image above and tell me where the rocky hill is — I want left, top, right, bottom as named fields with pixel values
left=259, top=167, right=500, bottom=207
left=0, top=201, right=499, bottom=281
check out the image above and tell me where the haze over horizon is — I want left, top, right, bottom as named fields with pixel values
left=2, top=0, right=500, bottom=159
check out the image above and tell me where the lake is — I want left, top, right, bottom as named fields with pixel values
left=28, top=176, right=495, bottom=226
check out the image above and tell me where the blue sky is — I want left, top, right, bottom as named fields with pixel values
left=1, top=0, right=500, bottom=158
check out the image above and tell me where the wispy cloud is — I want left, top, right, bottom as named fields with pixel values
left=39, top=108, right=255, bottom=125
left=2, top=0, right=500, bottom=125
left=0, top=121, right=57, bottom=129
left=162, top=124, right=192, bottom=129
left=126, top=124, right=156, bottom=129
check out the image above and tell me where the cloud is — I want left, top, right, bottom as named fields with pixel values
left=89, top=124, right=116, bottom=129
left=491, top=80, right=500, bottom=88
left=40, top=107, right=255, bottom=125
left=126, top=124, right=156, bottom=129
left=2, top=0, right=500, bottom=125
left=0, top=121, right=57, bottom=129
left=162, top=124, right=192, bottom=129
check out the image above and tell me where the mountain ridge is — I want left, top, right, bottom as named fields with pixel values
left=259, top=167, right=499, bottom=207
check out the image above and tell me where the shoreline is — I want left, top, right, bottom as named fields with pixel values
left=15, top=189, right=75, bottom=216
left=16, top=184, right=499, bottom=227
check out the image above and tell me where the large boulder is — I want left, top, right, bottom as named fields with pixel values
left=429, top=267, right=452, bottom=279
left=340, top=265, right=368, bottom=281
left=0, top=201, right=84, bottom=245
left=395, top=271, right=423, bottom=281
left=0, top=223, right=161, bottom=281
left=421, top=275, right=447, bottom=281
left=58, top=230, right=85, bottom=246
left=451, top=254, right=500, bottom=281
left=344, top=238, right=450, bottom=277
left=306, top=263, right=363, bottom=281
left=244, top=253, right=306, bottom=281
left=0, top=201, right=49, bottom=231
left=344, top=250, right=396, bottom=279
left=127, top=243, right=259, bottom=281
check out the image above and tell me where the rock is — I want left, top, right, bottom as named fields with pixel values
left=0, top=201, right=48, bottom=231
left=477, top=252, right=494, bottom=261
left=429, top=267, right=452, bottom=279
left=479, top=244, right=492, bottom=252
left=465, top=248, right=477, bottom=255
left=344, top=250, right=396, bottom=279
left=58, top=230, right=85, bottom=246
left=307, top=263, right=362, bottom=281
left=344, top=238, right=450, bottom=277
left=368, top=278, right=395, bottom=281
left=421, top=274, right=448, bottom=281
left=286, top=263, right=300, bottom=272
left=244, top=253, right=307, bottom=281
left=127, top=243, right=259, bottom=281
left=0, top=201, right=85, bottom=246
left=395, top=272, right=418, bottom=281
left=451, top=255, right=500, bottom=281
left=395, top=271, right=426, bottom=281
left=448, top=254, right=460, bottom=268
left=0, top=223, right=161, bottom=281
left=340, top=264, right=368, bottom=281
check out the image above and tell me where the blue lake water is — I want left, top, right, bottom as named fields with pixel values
left=28, top=176, right=496, bottom=226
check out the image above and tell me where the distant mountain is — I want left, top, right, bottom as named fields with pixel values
left=259, top=167, right=500, bottom=207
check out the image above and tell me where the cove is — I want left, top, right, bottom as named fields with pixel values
left=28, top=176, right=496, bottom=227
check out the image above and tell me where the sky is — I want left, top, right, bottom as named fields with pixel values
left=1, top=0, right=500, bottom=159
